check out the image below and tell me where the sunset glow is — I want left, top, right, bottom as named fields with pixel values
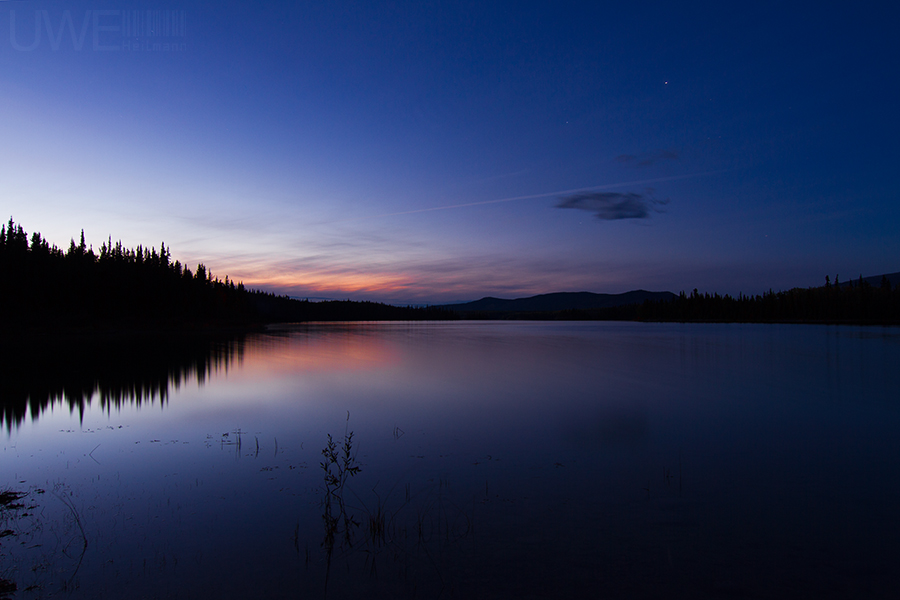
left=1, top=2, right=896, bottom=303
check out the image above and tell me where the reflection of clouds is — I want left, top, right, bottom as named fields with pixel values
left=241, top=326, right=401, bottom=375
left=562, top=407, right=648, bottom=448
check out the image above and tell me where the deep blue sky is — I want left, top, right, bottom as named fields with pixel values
left=1, top=1, right=898, bottom=302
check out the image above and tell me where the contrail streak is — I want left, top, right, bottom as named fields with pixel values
left=336, top=171, right=723, bottom=223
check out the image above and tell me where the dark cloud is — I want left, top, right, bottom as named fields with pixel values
left=616, top=150, right=679, bottom=167
left=556, top=190, right=668, bottom=220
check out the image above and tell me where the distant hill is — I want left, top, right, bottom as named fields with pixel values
left=440, top=290, right=677, bottom=313
left=836, top=272, right=900, bottom=289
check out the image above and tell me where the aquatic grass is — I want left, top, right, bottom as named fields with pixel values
left=51, top=486, right=88, bottom=588
left=321, top=413, right=361, bottom=499
left=643, top=457, right=685, bottom=499
left=0, top=488, right=28, bottom=555
left=351, top=480, right=414, bottom=549
left=0, top=577, right=16, bottom=600
left=1, top=487, right=57, bottom=596
left=0, top=488, right=26, bottom=596
left=319, top=412, right=362, bottom=595
left=365, top=495, right=388, bottom=546
left=311, top=421, right=478, bottom=596
left=0, top=490, right=26, bottom=512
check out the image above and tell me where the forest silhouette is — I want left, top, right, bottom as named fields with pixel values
left=456, top=281, right=900, bottom=324
left=0, top=218, right=455, bottom=332
left=0, top=218, right=451, bottom=428
left=2, top=218, right=898, bottom=330
left=3, top=219, right=898, bottom=426
left=591, top=278, right=900, bottom=324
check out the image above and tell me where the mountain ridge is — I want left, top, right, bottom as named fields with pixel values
left=439, top=290, right=677, bottom=313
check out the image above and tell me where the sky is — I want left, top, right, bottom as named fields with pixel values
left=1, top=1, right=898, bottom=304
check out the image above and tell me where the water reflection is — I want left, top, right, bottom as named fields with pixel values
left=312, top=416, right=476, bottom=599
left=0, top=332, right=246, bottom=430
left=1, top=322, right=899, bottom=598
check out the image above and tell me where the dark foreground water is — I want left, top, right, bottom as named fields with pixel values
left=1, top=321, right=899, bottom=599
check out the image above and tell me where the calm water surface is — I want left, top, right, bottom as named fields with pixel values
left=2, top=321, right=899, bottom=599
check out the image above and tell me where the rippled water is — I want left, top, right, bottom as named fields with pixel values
left=2, top=322, right=899, bottom=598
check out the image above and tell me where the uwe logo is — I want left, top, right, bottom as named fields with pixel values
left=5, top=9, right=187, bottom=52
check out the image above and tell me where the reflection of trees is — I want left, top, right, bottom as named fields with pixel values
left=0, top=333, right=245, bottom=430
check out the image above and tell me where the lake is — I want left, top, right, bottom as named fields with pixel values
left=2, top=321, right=900, bottom=599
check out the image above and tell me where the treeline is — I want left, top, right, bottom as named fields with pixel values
left=547, top=278, right=900, bottom=324
left=633, top=278, right=900, bottom=323
left=447, top=277, right=900, bottom=324
left=1, top=218, right=257, bottom=330
left=6, top=218, right=894, bottom=327
left=0, top=219, right=455, bottom=331
left=252, top=295, right=457, bottom=322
